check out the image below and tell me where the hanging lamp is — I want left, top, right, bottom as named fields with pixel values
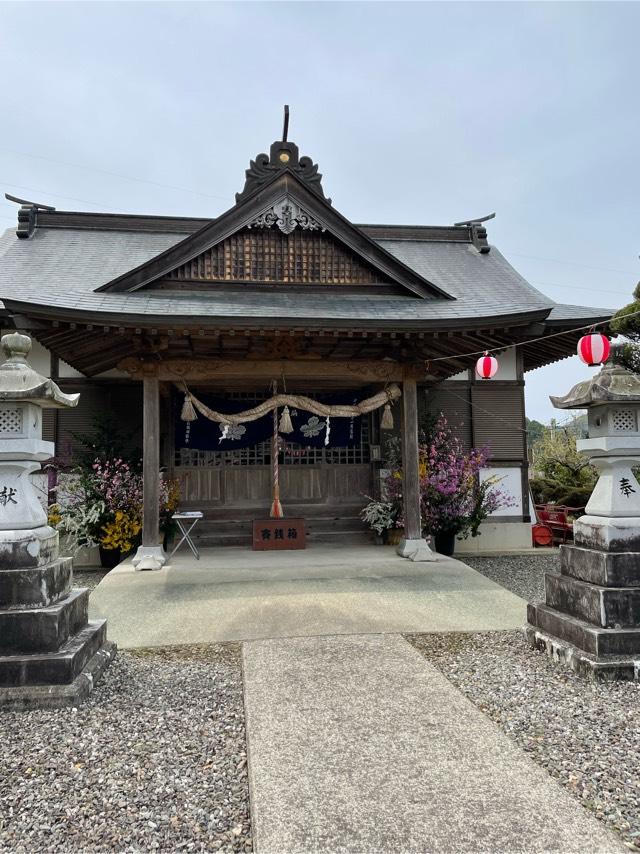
left=475, top=351, right=499, bottom=380
left=577, top=332, right=610, bottom=366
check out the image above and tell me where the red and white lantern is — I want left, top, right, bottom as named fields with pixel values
left=475, top=352, right=499, bottom=380
left=577, top=332, right=610, bottom=367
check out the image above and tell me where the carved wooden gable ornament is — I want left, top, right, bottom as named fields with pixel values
left=97, top=137, right=452, bottom=300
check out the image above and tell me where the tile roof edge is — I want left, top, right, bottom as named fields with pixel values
left=7, top=209, right=477, bottom=243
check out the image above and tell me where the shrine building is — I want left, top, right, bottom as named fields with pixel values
left=0, top=124, right=610, bottom=556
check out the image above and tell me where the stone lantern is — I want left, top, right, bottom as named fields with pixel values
left=527, top=362, right=640, bottom=679
left=0, top=333, right=115, bottom=709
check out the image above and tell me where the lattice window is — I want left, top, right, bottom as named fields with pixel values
left=166, top=227, right=386, bottom=285
left=612, top=409, right=637, bottom=433
left=0, top=408, right=23, bottom=434
left=282, top=442, right=325, bottom=465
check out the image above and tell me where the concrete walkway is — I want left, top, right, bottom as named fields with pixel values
left=89, top=544, right=526, bottom=648
left=243, top=634, right=624, bottom=854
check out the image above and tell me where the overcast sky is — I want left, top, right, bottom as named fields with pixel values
left=1, top=1, right=638, bottom=423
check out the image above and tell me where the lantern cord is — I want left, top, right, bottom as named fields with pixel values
left=426, top=311, right=632, bottom=364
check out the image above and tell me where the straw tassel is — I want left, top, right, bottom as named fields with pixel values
left=381, top=403, right=394, bottom=430
left=278, top=405, right=294, bottom=434
left=181, top=393, right=197, bottom=422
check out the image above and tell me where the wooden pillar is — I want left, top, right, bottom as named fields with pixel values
left=401, top=377, right=422, bottom=541
left=398, top=376, right=434, bottom=561
left=142, top=376, right=160, bottom=547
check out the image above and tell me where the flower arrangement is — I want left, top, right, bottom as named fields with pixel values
left=362, top=415, right=515, bottom=543
left=360, top=497, right=397, bottom=535
left=51, top=457, right=180, bottom=560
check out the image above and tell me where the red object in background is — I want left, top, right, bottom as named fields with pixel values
left=577, top=332, right=610, bottom=366
left=532, top=523, right=553, bottom=547
left=475, top=352, right=499, bottom=379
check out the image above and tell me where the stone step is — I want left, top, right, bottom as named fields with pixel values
left=0, top=588, right=89, bottom=654
left=0, top=620, right=107, bottom=688
left=181, top=502, right=366, bottom=521
left=0, top=557, right=72, bottom=609
left=560, top=544, right=640, bottom=587
left=545, top=571, right=640, bottom=628
left=194, top=517, right=368, bottom=536
left=524, top=625, right=640, bottom=681
left=527, top=601, right=640, bottom=657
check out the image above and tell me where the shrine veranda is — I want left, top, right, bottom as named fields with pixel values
left=0, top=129, right=610, bottom=556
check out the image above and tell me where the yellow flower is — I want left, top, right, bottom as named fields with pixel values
left=101, top=511, right=143, bottom=553
left=48, top=504, right=62, bottom=527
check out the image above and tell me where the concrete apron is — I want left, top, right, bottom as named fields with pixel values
left=88, top=544, right=527, bottom=649
left=244, top=634, right=624, bottom=854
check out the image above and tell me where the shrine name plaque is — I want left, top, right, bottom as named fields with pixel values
left=252, top=518, right=306, bottom=550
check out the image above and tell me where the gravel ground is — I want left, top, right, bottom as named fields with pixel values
left=0, top=643, right=252, bottom=854
left=406, top=630, right=640, bottom=851
left=73, top=568, right=110, bottom=591
left=462, top=552, right=558, bottom=601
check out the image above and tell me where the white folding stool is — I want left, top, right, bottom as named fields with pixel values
left=169, top=511, right=203, bottom=560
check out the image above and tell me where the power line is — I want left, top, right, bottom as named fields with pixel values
left=0, top=147, right=231, bottom=203
left=532, top=280, right=629, bottom=298
left=428, top=310, right=629, bottom=363
left=2, top=147, right=637, bottom=280
left=1, top=181, right=120, bottom=211
left=508, top=251, right=637, bottom=277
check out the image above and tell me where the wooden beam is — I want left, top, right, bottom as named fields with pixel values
left=117, top=357, right=406, bottom=383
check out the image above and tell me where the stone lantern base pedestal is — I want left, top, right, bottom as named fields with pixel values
left=526, top=515, right=640, bottom=681
left=0, top=526, right=116, bottom=710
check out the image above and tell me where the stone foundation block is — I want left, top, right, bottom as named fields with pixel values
left=560, top=544, right=640, bottom=587
left=0, top=527, right=59, bottom=569
left=574, top=515, right=640, bottom=553
left=0, top=588, right=89, bottom=654
left=545, top=571, right=640, bottom=628
left=527, top=602, right=640, bottom=656
left=524, top=625, right=640, bottom=681
left=0, top=620, right=108, bottom=687
left=0, top=557, right=72, bottom=608
left=0, top=638, right=117, bottom=710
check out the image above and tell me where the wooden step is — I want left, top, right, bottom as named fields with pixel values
left=192, top=529, right=375, bottom=548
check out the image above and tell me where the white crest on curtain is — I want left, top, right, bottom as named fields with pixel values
left=218, top=423, right=247, bottom=444
left=300, top=416, right=325, bottom=438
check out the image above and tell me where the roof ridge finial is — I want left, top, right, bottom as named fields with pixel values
left=235, top=109, right=331, bottom=205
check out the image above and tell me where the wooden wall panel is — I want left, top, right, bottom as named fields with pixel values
left=55, top=381, right=143, bottom=463
left=471, top=383, right=526, bottom=461
left=281, top=468, right=324, bottom=501
left=326, top=465, right=372, bottom=500
left=42, top=410, right=56, bottom=443
left=174, top=467, right=222, bottom=503
left=166, top=227, right=386, bottom=285
left=57, top=385, right=107, bottom=462
left=423, top=384, right=472, bottom=451
left=224, top=468, right=272, bottom=503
